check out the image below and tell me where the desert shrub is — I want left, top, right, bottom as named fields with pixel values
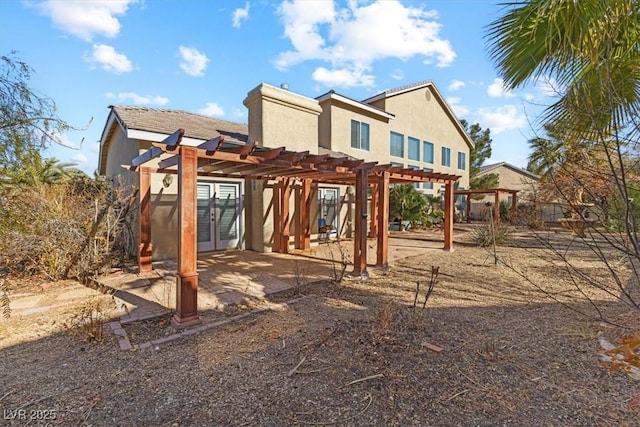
left=472, top=222, right=512, bottom=247
left=0, top=177, right=136, bottom=281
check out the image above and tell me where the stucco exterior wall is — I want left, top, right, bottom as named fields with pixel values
left=318, top=100, right=391, bottom=164
left=376, top=86, right=470, bottom=190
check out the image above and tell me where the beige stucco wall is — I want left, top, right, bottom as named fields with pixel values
left=244, top=83, right=321, bottom=152
left=475, top=165, right=539, bottom=203
left=318, top=99, right=392, bottom=164
left=243, top=83, right=323, bottom=252
left=372, top=85, right=471, bottom=191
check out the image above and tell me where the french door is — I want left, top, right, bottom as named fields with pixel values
left=197, top=182, right=241, bottom=251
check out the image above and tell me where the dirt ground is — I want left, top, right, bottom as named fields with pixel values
left=1, top=227, right=639, bottom=426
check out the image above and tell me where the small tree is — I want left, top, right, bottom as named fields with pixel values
left=389, top=184, right=427, bottom=229
left=0, top=52, right=74, bottom=174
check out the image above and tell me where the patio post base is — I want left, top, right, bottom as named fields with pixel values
left=171, top=313, right=201, bottom=330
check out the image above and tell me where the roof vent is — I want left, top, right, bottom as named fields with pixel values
left=280, top=83, right=289, bottom=90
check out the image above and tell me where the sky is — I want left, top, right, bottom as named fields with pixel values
left=0, top=0, right=557, bottom=175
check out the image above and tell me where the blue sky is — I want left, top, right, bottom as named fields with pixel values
left=1, top=0, right=557, bottom=175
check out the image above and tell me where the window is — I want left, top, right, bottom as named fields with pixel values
left=408, top=165, right=419, bottom=188
left=350, top=120, right=370, bottom=150
left=441, top=146, right=451, bottom=167
left=423, top=141, right=434, bottom=164
left=457, top=151, right=466, bottom=170
left=390, top=132, right=404, bottom=158
left=408, top=137, right=420, bottom=161
left=422, top=168, right=433, bottom=190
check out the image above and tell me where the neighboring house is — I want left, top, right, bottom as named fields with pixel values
left=468, top=161, right=540, bottom=218
left=98, top=80, right=472, bottom=260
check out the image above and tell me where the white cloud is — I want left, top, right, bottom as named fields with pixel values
left=312, top=66, right=375, bottom=88
left=106, top=92, right=169, bottom=106
left=390, top=69, right=404, bottom=80
left=232, top=108, right=247, bottom=119
left=487, top=78, right=515, bottom=98
left=446, top=97, right=470, bottom=117
left=179, top=46, right=209, bottom=77
left=232, top=2, right=250, bottom=28
left=34, top=0, right=137, bottom=41
left=72, top=152, right=88, bottom=164
left=275, top=0, right=455, bottom=88
left=448, top=79, right=465, bottom=91
left=85, top=44, right=133, bottom=74
left=476, top=105, right=526, bottom=134
left=198, top=102, right=225, bottom=117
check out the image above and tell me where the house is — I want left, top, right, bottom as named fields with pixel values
left=98, top=80, right=472, bottom=260
left=462, top=162, right=538, bottom=219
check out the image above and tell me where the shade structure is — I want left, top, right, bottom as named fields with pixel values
left=128, top=129, right=461, bottom=326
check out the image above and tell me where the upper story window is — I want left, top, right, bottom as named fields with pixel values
left=423, top=167, right=434, bottom=190
left=441, top=146, right=451, bottom=167
left=408, top=137, right=420, bottom=161
left=423, top=141, right=434, bottom=164
left=351, top=120, right=370, bottom=151
left=457, top=151, right=466, bottom=170
left=390, top=132, right=404, bottom=158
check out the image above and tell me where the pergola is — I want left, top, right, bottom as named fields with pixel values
left=454, top=188, right=519, bottom=223
left=129, top=129, right=461, bottom=327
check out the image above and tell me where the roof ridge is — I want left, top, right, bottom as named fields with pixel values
left=110, top=105, right=246, bottom=126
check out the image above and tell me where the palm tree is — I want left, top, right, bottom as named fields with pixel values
left=2, top=155, right=78, bottom=186
left=389, top=184, right=427, bottom=230
left=486, top=0, right=640, bottom=140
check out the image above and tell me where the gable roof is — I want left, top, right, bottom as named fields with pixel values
left=478, top=162, right=539, bottom=180
left=104, top=105, right=248, bottom=143
left=361, top=80, right=474, bottom=150
left=99, top=106, right=249, bottom=175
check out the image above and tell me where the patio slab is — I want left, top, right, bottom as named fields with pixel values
left=95, top=232, right=448, bottom=323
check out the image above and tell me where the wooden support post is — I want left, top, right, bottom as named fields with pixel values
left=138, top=167, right=153, bottom=273
left=173, top=146, right=200, bottom=328
left=295, top=179, right=311, bottom=250
left=466, top=194, right=471, bottom=223
left=376, top=172, right=390, bottom=270
left=444, top=181, right=455, bottom=251
left=353, top=169, right=368, bottom=278
left=511, top=192, right=517, bottom=221
left=280, top=178, right=291, bottom=253
left=494, top=191, right=501, bottom=223
left=369, top=182, right=378, bottom=238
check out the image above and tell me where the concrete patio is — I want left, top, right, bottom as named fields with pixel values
left=97, top=232, right=447, bottom=323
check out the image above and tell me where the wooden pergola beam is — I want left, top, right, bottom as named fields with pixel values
left=444, top=180, right=455, bottom=251
left=173, top=145, right=200, bottom=327
left=198, top=136, right=224, bottom=152
left=376, top=172, right=390, bottom=270
left=138, top=167, right=152, bottom=273
left=353, top=168, right=369, bottom=278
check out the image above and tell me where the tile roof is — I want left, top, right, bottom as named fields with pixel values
left=478, top=162, right=539, bottom=180
left=110, top=105, right=248, bottom=143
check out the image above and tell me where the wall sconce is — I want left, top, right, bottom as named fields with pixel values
left=162, top=174, right=173, bottom=188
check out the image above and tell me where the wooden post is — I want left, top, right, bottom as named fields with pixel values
left=511, top=191, right=517, bottom=221
left=353, top=169, right=368, bottom=278
left=376, top=172, right=390, bottom=270
left=138, top=167, right=153, bottom=273
left=173, top=146, right=200, bottom=327
left=369, top=182, right=378, bottom=238
left=444, top=180, right=455, bottom=251
left=280, top=178, right=291, bottom=253
left=295, top=179, right=311, bottom=250
left=465, top=194, right=471, bottom=223
left=494, top=190, right=501, bottom=223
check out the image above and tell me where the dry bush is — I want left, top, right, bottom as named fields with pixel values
left=0, top=178, right=137, bottom=282
left=65, top=297, right=114, bottom=343
left=471, top=222, right=512, bottom=247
